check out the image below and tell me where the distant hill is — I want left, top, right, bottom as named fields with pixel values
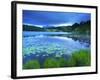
left=23, top=25, right=45, bottom=31
left=23, top=20, right=90, bottom=34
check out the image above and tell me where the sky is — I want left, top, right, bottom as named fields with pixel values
left=23, top=10, right=91, bottom=27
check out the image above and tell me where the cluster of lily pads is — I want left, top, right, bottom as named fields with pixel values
left=23, top=42, right=71, bottom=57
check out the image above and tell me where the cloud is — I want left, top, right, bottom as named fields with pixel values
left=23, top=23, right=43, bottom=28
left=53, top=23, right=73, bottom=27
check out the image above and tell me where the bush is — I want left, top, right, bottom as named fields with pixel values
left=58, top=58, right=68, bottom=67
left=72, top=49, right=91, bottom=66
left=58, top=49, right=90, bottom=67
left=23, top=60, right=40, bottom=69
left=43, top=58, right=60, bottom=68
left=66, top=58, right=76, bottom=67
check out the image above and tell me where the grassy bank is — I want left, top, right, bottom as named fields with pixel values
left=23, top=49, right=91, bottom=69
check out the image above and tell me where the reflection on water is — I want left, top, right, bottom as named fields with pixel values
left=23, top=32, right=90, bottom=64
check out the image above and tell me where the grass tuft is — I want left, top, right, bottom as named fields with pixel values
left=23, top=60, right=40, bottom=69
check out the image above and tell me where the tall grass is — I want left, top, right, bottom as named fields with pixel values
left=23, top=49, right=91, bottom=69
left=23, top=60, right=40, bottom=69
left=71, top=49, right=91, bottom=66
left=43, top=58, right=60, bottom=68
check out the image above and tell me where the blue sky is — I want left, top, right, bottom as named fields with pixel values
left=23, top=10, right=91, bottom=27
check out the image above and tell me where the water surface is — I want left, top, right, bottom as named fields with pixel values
left=23, top=31, right=90, bottom=64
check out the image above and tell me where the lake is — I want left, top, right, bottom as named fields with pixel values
left=23, top=31, right=90, bottom=65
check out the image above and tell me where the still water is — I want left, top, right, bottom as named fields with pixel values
left=23, top=31, right=90, bottom=64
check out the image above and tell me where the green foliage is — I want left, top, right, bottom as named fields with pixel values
left=23, top=20, right=90, bottom=34
left=23, top=49, right=91, bottom=69
left=23, top=25, right=44, bottom=31
left=43, top=57, right=76, bottom=68
left=71, top=49, right=91, bottom=66
left=57, top=57, right=77, bottom=67
left=74, top=22, right=90, bottom=34
left=43, top=58, right=60, bottom=68
left=44, top=49, right=90, bottom=68
left=66, top=58, right=76, bottom=67
left=23, top=60, right=40, bottom=69
left=58, top=58, right=68, bottom=67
